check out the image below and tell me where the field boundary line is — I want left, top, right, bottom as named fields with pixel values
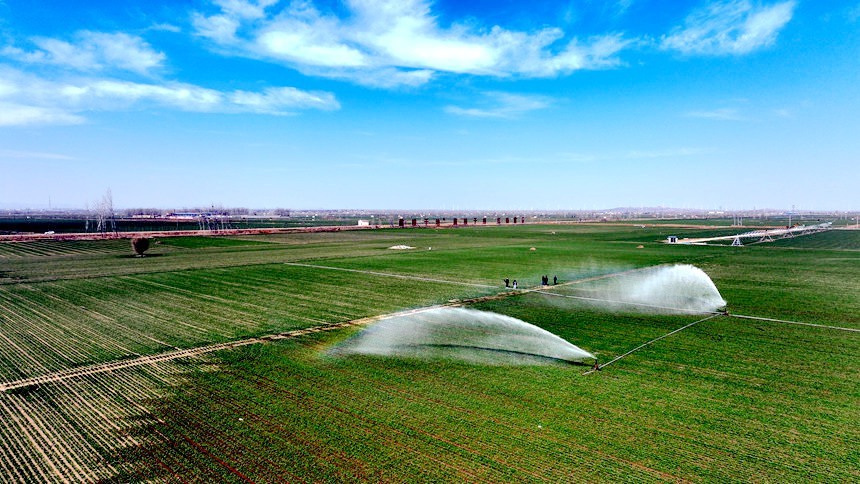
left=0, top=305, right=450, bottom=393
left=0, top=265, right=706, bottom=391
left=727, top=314, right=860, bottom=333
left=283, top=262, right=498, bottom=288
left=286, top=262, right=667, bottom=293
left=0, top=265, right=662, bottom=391
left=584, top=314, right=721, bottom=375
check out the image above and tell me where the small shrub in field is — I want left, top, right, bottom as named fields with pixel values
left=131, top=237, right=150, bottom=256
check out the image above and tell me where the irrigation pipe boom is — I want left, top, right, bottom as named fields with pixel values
left=283, top=264, right=860, bottom=335
left=5, top=264, right=854, bottom=390
left=726, top=314, right=859, bottom=333
left=534, top=289, right=720, bottom=314
left=584, top=314, right=721, bottom=374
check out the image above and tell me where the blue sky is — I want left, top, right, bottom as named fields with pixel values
left=0, top=0, right=858, bottom=210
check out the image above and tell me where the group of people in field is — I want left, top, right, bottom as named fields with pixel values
left=503, top=275, right=558, bottom=289
left=501, top=274, right=600, bottom=369
left=503, top=278, right=518, bottom=289
left=540, top=275, right=557, bottom=286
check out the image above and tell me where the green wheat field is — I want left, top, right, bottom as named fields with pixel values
left=0, top=224, right=857, bottom=482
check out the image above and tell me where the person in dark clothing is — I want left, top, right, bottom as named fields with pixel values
left=553, top=275, right=558, bottom=285
left=504, top=278, right=510, bottom=288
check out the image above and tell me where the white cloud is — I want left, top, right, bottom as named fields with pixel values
left=4, top=31, right=166, bottom=75
left=848, top=3, right=860, bottom=22
left=258, top=20, right=368, bottom=68
left=625, top=147, right=711, bottom=159
left=311, top=67, right=434, bottom=88
left=615, top=0, right=635, bottom=17
left=214, top=0, right=278, bottom=19
left=0, top=67, right=339, bottom=126
left=0, top=102, right=85, bottom=127
left=661, top=0, right=796, bottom=55
left=685, top=107, right=746, bottom=121
left=0, top=149, right=77, bottom=160
left=192, top=0, right=633, bottom=87
left=148, top=23, right=182, bottom=33
left=192, top=12, right=242, bottom=44
left=445, top=92, right=552, bottom=119
left=557, top=147, right=710, bottom=164
left=229, top=86, right=340, bottom=113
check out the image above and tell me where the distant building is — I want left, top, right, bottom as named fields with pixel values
left=667, top=235, right=678, bottom=243
left=166, top=212, right=201, bottom=220
left=357, top=220, right=370, bottom=226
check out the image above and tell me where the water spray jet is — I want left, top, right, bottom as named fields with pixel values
left=550, top=264, right=726, bottom=314
left=331, top=307, right=593, bottom=366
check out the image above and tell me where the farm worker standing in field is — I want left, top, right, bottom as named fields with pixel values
left=512, top=280, right=518, bottom=289
left=553, top=275, right=558, bottom=285
left=504, top=278, right=510, bottom=288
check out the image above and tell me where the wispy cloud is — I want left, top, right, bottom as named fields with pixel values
left=0, top=66, right=339, bottom=126
left=685, top=107, right=746, bottom=121
left=3, top=31, right=166, bottom=75
left=0, top=102, right=85, bottom=127
left=445, top=92, right=552, bottom=119
left=0, top=149, right=77, bottom=160
left=848, top=3, right=860, bottom=22
left=330, top=145, right=710, bottom=169
left=661, top=0, right=796, bottom=55
left=191, top=0, right=634, bottom=88
left=0, top=24, right=339, bottom=125
left=625, top=147, right=712, bottom=159
left=558, top=147, right=711, bottom=163
left=147, top=23, right=182, bottom=33
left=615, top=0, right=635, bottom=17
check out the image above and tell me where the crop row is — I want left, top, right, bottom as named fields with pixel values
left=115, top=320, right=857, bottom=482
left=0, top=226, right=856, bottom=481
left=0, top=239, right=130, bottom=259
left=0, top=225, right=730, bottom=286
left=0, top=358, right=192, bottom=483
left=0, top=263, right=491, bottom=382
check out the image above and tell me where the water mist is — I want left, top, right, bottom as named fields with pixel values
left=331, top=307, right=593, bottom=365
left=572, top=264, right=726, bottom=314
